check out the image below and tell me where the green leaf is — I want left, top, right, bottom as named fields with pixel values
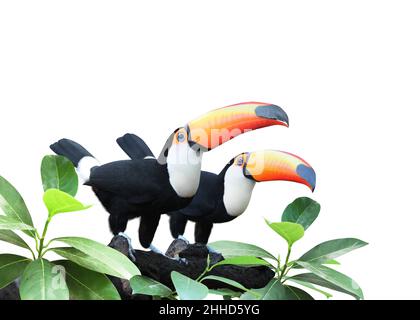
left=0, top=215, right=35, bottom=231
left=209, top=288, right=241, bottom=298
left=55, top=260, right=120, bottom=300
left=19, top=259, right=69, bottom=300
left=208, top=240, right=276, bottom=260
left=0, top=254, right=31, bottom=289
left=295, top=261, right=363, bottom=299
left=171, top=271, right=208, bottom=300
left=201, top=275, right=249, bottom=292
left=51, top=247, right=123, bottom=278
left=0, top=175, right=35, bottom=238
left=286, top=278, right=332, bottom=298
left=288, top=273, right=361, bottom=300
left=240, top=279, right=313, bottom=300
left=41, top=155, right=78, bottom=196
left=52, top=237, right=140, bottom=279
left=282, top=197, right=320, bottom=230
left=43, top=189, right=91, bottom=217
left=265, top=220, right=304, bottom=247
left=324, top=259, right=340, bottom=265
left=0, top=230, right=32, bottom=250
left=212, top=256, right=271, bottom=268
left=130, top=275, right=173, bottom=297
left=298, top=238, right=368, bottom=265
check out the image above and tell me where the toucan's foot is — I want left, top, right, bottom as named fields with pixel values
left=177, top=257, right=188, bottom=265
left=118, top=232, right=136, bottom=261
left=148, top=243, right=164, bottom=255
left=177, top=235, right=189, bottom=244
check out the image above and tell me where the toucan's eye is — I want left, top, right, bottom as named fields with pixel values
left=177, top=132, right=185, bottom=142
left=237, top=157, right=244, bottom=166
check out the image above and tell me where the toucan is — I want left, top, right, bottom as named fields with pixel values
left=117, top=134, right=316, bottom=244
left=50, top=102, right=289, bottom=254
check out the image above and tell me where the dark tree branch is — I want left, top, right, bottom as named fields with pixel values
left=109, top=235, right=274, bottom=299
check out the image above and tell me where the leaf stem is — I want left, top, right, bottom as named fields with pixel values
left=279, top=246, right=292, bottom=281
left=276, top=254, right=282, bottom=278
left=37, top=217, right=52, bottom=258
left=197, top=255, right=211, bottom=282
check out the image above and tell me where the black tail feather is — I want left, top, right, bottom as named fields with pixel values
left=50, top=138, right=93, bottom=167
left=117, top=133, right=154, bottom=160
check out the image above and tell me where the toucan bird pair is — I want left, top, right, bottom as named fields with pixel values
left=50, top=102, right=315, bottom=254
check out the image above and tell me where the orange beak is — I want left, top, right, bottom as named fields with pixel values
left=186, top=102, right=289, bottom=151
left=244, top=150, right=316, bottom=191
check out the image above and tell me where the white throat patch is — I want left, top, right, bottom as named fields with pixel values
left=77, top=156, right=100, bottom=183
left=166, top=143, right=203, bottom=198
left=223, top=165, right=256, bottom=217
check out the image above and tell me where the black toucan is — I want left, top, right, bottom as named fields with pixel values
left=118, top=135, right=316, bottom=245
left=50, top=102, right=289, bottom=252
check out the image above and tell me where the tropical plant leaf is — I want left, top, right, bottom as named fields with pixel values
left=0, top=230, right=32, bottom=251
left=282, top=197, right=320, bottom=230
left=130, top=275, right=173, bottom=297
left=43, top=189, right=91, bottom=218
left=0, top=176, right=35, bottom=238
left=171, top=271, right=208, bottom=300
left=288, top=272, right=361, bottom=300
left=0, top=254, right=31, bottom=289
left=52, top=237, right=140, bottom=279
left=201, top=275, right=249, bottom=292
left=0, top=215, right=35, bottom=231
left=212, top=256, right=271, bottom=268
left=41, top=155, right=78, bottom=196
left=265, top=220, right=304, bottom=247
left=208, top=240, right=276, bottom=260
left=286, top=277, right=332, bottom=298
left=19, top=259, right=69, bottom=300
left=55, top=260, right=120, bottom=300
left=240, top=279, right=313, bottom=300
left=298, top=238, right=368, bottom=265
left=208, top=288, right=241, bottom=298
left=295, top=261, right=363, bottom=299
left=51, top=247, right=123, bottom=277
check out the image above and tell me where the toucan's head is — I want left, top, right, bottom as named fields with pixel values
left=228, top=150, right=316, bottom=191
left=158, top=102, right=289, bottom=199
left=158, top=101, right=289, bottom=164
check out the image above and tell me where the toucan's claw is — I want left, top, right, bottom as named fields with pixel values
left=118, top=232, right=136, bottom=261
left=148, top=243, right=164, bottom=255
left=177, top=235, right=190, bottom=244
left=149, top=243, right=188, bottom=264
left=174, top=257, right=188, bottom=265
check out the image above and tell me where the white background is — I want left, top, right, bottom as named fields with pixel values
left=1, top=1, right=419, bottom=300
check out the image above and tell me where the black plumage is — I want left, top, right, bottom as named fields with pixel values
left=51, top=131, right=193, bottom=248
left=168, top=168, right=235, bottom=244
left=118, top=134, right=316, bottom=245
left=117, top=133, right=236, bottom=244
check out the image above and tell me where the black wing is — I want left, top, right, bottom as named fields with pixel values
left=86, top=159, right=166, bottom=205
left=117, top=133, right=155, bottom=160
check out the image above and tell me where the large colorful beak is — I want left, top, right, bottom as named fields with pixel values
left=186, top=102, right=289, bottom=151
left=244, top=150, right=316, bottom=191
